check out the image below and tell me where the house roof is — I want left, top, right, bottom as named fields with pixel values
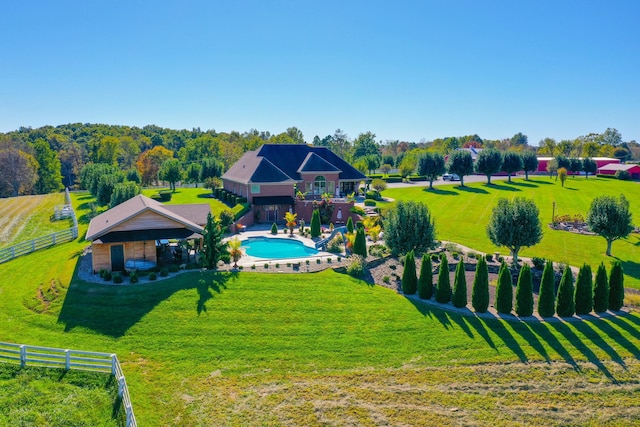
left=222, top=144, right=366, bottom=185
left=597, top=163, right=640, bottom=172
left=86, top=195, right=210, bottom=241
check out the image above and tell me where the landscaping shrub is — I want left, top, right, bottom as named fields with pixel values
left=609, top=260, right=625, bottom=311
left=430, top=254, right=439, bottom=263
left=485, top=254, right=493, bottom=262
left=102, top=270, right=112, bottom=281
left=515, top=264, right=534, bottom=317
left=275, top=263, right=280, bottom=268
left=574, top=264, right=593, bottom=315
left=537, top=260, right=556, bottom=317
left=615, top=169, right=631, bottom=180
left=417, top=254, right=433, bottom=299
left=327, top=236, right=343, bottom=253
left=270, top=222, right=278, bottom=235
left=160, top=267, right=168, bottom=277
left=365, top=190, right=380, bottom=200
left=383, top=276, right=390, bottom=283
left=129, top=271, right=139, bottom=284
left=316, top=258, right=321, bottom=264
left=169, top=264, right=179, bottom=273
left=531, top=257, right=545, bottom=270
left=347, top=255, right=365, bottom=277
left=452, top=261, right=467, bottom=308
left=346, top=216, right=354, bottom=233
left=435, top=254, right=451, bottom=303
left=149, top=272, right=157, bottom=281
left=401, top=250, right=417, bottom=295
left=556, top=266, right=575, bottom=317
left=310, top=209, right=321, bottom=238
left=352, top=227, right=367, bottom=258
left=364, top=200, right=377, bottom=207
left=251, top=264, right=256, bottom=270
left=593, top=263, right=609, bottom=313
left=472, top=256, right=489, bottom=313
left=264, top=263, right=269, bottom=269
left=383, top=200, right=436, bottom=256
left=113, top=273, right=123, bottom=284
left=495, top=262, right=513, bottom=314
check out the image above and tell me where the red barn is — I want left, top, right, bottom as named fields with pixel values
left=597, top=163, right=640, bottom=179
left=536, top=157, right=619, bottom=174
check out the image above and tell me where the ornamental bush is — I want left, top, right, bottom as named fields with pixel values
left=347, top=255, right=365, bottom=278
left=401, top=250, right=417, bottom=295
left=346, top=216, right=354, bottom=233
left=383, top=200, right=436, bottom=256
left=574, top=264, right=593, bottom=315
left=352, top=227, right=367, bottom=258
left=609, top=260, right=625, bottom=311
left=537, top=260, right=556, bottom=317
left=556, top=266, right=575, bottom=317
left=515, top=264, right=533, bottom=317
left=435, top=254, right=451, bottom=303
left=452, top=261, right=467, bottom=308
left=593, top=263, right=609, bottom=313
left=417, top=254, right=433, bottom=299
left=270, top=222, right=278, bottom=235
left=471, top=256, right=489, bottom=313
left=495, top=262, right=513, bottom=314
left=310, top=209, right=321, bottom=238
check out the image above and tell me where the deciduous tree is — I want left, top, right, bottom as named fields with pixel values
left=446, top=150, right=474, bottom=186
left=521, top=151, right=539, bottom=180
left=582, top=158, right=597, bottom=178
left=32, top=139, right=63, bottom=194
left=417, top=152, right=446, bottom=189
left=501, top=152, right=523, bottom=182
left=0, top=148, right=38, bottom=197
left=159, top=159, right=183, bottom=191
left=383, top=200, right=436, bottom=256
left=486, top=197, right=542, bottom=264
left=474, top=148, right=503, bottom=184
left=586, top=195, right=634, bottom=256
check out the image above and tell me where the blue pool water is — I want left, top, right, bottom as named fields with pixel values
left=241, top=237, right=319, bottom=259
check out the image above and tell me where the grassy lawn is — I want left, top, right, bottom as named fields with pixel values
left=141, top=187, right=233, bottom=216
left=0, top=193, right=73, bottom=248
left=0, top=188, right=638, bottom=425
left=0, top=364, right=120, bottom=426
left=382, top=177, right=640, bottom=290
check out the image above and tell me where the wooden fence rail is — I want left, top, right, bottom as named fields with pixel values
left=0, top=341, right=137, bottom=427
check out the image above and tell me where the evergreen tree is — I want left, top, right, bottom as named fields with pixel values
left=401, top=250, right=417, bottom=294
left=417, top=254, right=433, bottom=299
left=353, top=227, right=367, bottom=258
left=452, top=261, right=467, bottom=308
left=537, top=260, right=556, bottom=317
left=435, top=254, right=451, bottom=303
left=310, top=209, right=321, bottom=238
left=608, top=260, right=625, bottom=311
left=495, top=262, right=513, bottom=314
left=346, top=216, right=354, bottom=234
left=383, top=200, right=436, bottom=256
left=471, top=256, right=489, bottom=313
left=574, top=264, right=593, bottom=315
left=593, top=263, right=609, bottom=313
left=556, top=266, right=575, bottom=317
left=515, top=264, right=534, bottom=317
left=203, top=213, right=227, bottom=269
left=270, top=222, right=278, bottom=235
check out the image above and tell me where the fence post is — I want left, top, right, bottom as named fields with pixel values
left=111, top=354, right=118, bottom=376
left=118, top=376, right=125, bottom=397
left=20, top=345, right=27, bottom=368
left=52, top=233, right=56, bottom=245
left=65, top=349, right=71, bottom=370
left=31, top=240, right=35, bottom=251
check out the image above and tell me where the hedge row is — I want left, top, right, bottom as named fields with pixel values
left=213, top=188, right=247, bottom=205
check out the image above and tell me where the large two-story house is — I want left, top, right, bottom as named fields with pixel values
left=221, top=144, right=367, bottom=224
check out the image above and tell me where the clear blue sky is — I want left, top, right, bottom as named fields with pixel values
left=1, top=1, right=638, bottom=145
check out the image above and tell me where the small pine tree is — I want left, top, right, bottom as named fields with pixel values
left=593, top=263, right=609, bottom=313
left=310, top=209, right=321, bottom=238
left=417, top=254, right=433, bottom=299
left=401, top=250, right=418, bottom=295
left=608, top=260, right=625, bottom=311
left=515, top=264, right=534, bottom=317
left=346, top=216, right=354, bottom=234
left=435, top=254, right=451, bottom=303
left=574, top=264, right=593, bottom=315
left=452, top=261, right=467, bottom=308
left=270, top=222, right=278, bottom=235
left=472, top=256, right=489, bottom=313
left=537, top=260, right=556, bottom=317
left=352, top=227, right=367, bottom=258
left=556, top=266, right=575, bottom=317
left=495, top=262, right=513, bottom=314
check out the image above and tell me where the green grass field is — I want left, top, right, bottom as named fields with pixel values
left=141, top=187, right=234, bottom=217
left=0, top=185, right=639, bottom=425
left=382, top=176, right=640, bottom=290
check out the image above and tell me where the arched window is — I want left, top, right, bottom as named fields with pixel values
left=314, top=176, right=326, bottom=195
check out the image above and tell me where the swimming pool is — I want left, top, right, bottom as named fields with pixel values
left=241, top=237, right=319, bottom=259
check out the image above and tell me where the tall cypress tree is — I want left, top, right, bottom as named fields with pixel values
left=537, top=260, right=556, bottom=317
left=515, top=264, right=534, bottom=317
left=574, top=264, right=593, bottom=315
left=352, top=227, right=367, bottom=258
left=401, top=250, right=417, bottom=295
left=417, top=254, right=433, bottom=299
left=310, top=209, right=321, bottom=238
left=556, top=266, right=575, bottom=317
left=435, top=254, right=451, bottom=303
left=472, top=256, right=489, bottom=313
left=346, top=216, right=354, bottom=234
left=452, top=261, right=467, bottom=308
left=608, top=260, right=625, bottom=311
left=202, top=213, right=227, bottom=269
left=495, top=262, right=513, bottom=314
left=593, top=263, right=609, bottom=313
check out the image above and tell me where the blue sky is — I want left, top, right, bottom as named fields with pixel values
left=1, top=1, right=638, bottom=145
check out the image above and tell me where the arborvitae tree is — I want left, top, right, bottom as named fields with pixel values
left=515, top=264, right=534, bottom=317
left=401, top=250, right=417, bottom=295
left=472, top=256, right=489, bottom=313
left=537, top=260, right=556, bottom=317
left=270, top=222, right=278, bottom=235
left=346, top=216, right=354, bottom=234
left=608, top=260, right=625, bottom=311
left=435, top=254, right=451, bottom=303
left=593, top=263, right=609, bottom=313
left=574, top=264, right=593, bottom=315
left=452, top=261, right=467, bottom=308
left=556, top=266, right=575, bottom=317
left=353, top=227, right=367, bottom=258
left=203, top=213, right=228, bottom=269
left=495, top=262, right=513, bottom=314
left=417, top=254, right=433, bottom=299
left=310, top=209, right=321, bottom=238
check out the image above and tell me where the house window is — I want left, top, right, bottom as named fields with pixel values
left=251, top=184, right=260, bottom=194
left=314, top=176, right=326, bottom=195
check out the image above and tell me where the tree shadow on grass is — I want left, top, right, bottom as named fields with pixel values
left=606, top=314, right=640, bottom=341
left=483, top=317, right=529, bottom=362
left=423, top=188, right=459, bottom=196
left=406, top=298, right=453, bottom=330
left=509, top=180, right=538, bottom=188
left=457, top=186, right=488, bottom=194
left=584, top=318, right=640, bottom=360
left=572, top=320, right=627, bottom=366
left=463, top=315, right=497, bottom=350
left=506, top=320, right=551, bottom=362
left=526, top=320, right=580, bottom=369
left=618, top=311, right=640, bottom=328
left=487, top=183, right=521, bottom=192
left=59, top=271, right=236, bottom=338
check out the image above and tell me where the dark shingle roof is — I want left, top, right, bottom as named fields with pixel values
left=298, top=152, right=341, bottom=173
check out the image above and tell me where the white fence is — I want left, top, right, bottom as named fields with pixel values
left=0, top=341, right=137, bottom=427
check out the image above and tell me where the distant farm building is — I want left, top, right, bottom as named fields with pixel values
left=536, top=157, right=619, bottom=174
left=597, top=163, right=640, bottom=179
